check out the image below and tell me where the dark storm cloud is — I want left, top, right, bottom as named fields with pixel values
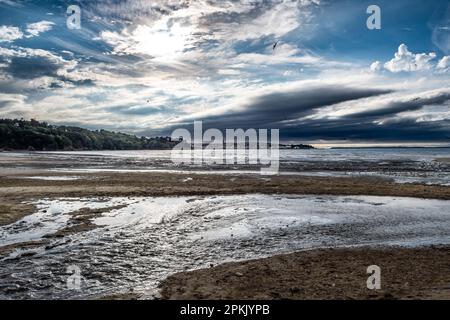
left=4, top=56, right=60, bottom=79
left=199, top=86, right=393, bottom=128
left=275, top=91, right=450, bottom=142
left=145, top=86, right=450, bottom=143
left=280, top=117, right=450, bottom=142
left=289, top=91, right=450, bottom=142
left=346, top=93, right=450, bottom=119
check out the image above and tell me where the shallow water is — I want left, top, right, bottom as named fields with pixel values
left=1, top=194, right=450, bottom=300
left=2, top=148, right=449, bottom=185
left=16, top=176, right=83, bottom=181
left=38, top=147, right=450, bottom=162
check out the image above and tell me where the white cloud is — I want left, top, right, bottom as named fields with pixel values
left=437, top=56, right=450, bottom=72
left=384, top=44, right=436, bottom=73
left=0, top=25, right=23, bottom=42
left=26, top=21, right=55, bottom=37
left=370, top=61, right=382, bottom=72
left=0, top=47, right=76, bottom=69
left=372, top=44, right=449, bottom=74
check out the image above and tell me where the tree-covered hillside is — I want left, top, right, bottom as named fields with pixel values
left=0, top=119, right=178, bottom=151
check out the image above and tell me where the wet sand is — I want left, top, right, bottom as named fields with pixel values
left=436, top=158, right=450, bottom=164
left=160, top=246, right=450, bottom=300
left=2, top=171, right=450, bottom=226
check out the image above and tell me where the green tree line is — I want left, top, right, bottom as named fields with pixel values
left=0, top=119, right=178, bottom=151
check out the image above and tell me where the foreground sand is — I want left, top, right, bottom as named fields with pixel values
left=1, top=168, right=450, bottom=299
left=160, top=246, right=450, bottom=300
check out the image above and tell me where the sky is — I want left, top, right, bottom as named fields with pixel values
left=0, top=0, right=449, bottom=145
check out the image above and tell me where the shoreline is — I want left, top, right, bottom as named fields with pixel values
left=159, top=246, right=450, bottom=300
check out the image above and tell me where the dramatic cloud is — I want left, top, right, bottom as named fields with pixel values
left=153, top=86, right=450, bottom=143
left=188, top=85, right=393, bottom=129
left=344, top=90, right=450, bottom=119
left=98, top=0, right=320, bottom=66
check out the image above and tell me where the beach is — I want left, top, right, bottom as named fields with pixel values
left=1, top=150, right=450, bottom=299
left=160, top=246, right=450, bottom=300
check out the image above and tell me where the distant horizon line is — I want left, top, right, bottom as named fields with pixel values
left=309, top=143, right=450, bottom=149
left=2, top=118, right=449, bottom=149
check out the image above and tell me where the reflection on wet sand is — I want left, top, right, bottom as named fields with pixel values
left=1, top=195, right=450, bottom=299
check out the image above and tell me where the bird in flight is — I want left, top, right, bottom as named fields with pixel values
left=273, top=41, right=279, bottom=51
